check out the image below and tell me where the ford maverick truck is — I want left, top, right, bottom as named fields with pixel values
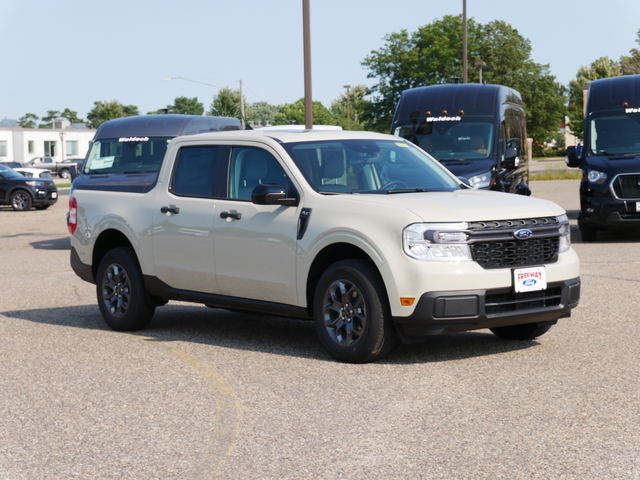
left=69, top=129, right=580, bottom=363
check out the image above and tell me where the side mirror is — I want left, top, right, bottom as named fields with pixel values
left=252, top=183, right=298, bottom=206
left=565, top=146, right=580, bottom=168
left=502, top=147, right=519, bottom=169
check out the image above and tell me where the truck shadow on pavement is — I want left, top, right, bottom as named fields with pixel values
left=2, top=303, right=542, bottom=365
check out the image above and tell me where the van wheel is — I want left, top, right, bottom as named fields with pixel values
left=490, top=322, right=553, bottom=340
left=313, top=259, right=396, bottom=363
left=96, top=247, right=155, bottom=331
left=580, top=223, right=597, bottom=242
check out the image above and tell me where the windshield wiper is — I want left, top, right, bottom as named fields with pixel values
left=387, top=188, right=427, bottom=194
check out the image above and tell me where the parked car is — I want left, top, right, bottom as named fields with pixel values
left=0, top=164, right=58, bottom=211
left=0, top=161, right=23, bottom=168
left=23, top=156, right=77, bottom=179
left=13, top=167, right=55, bottom=179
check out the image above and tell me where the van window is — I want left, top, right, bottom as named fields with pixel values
left=84, top=137, right=172, bottom=174
left=590, top=111, right=640, bottom=155
left=394, top=116, right=494, bottom=161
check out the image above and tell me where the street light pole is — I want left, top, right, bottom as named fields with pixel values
left=302, top=0, right=313, bottom=130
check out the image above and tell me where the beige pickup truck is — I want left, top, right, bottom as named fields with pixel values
left=68, top=127, right=580, bottom=363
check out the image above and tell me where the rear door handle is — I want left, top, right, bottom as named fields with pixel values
left=160, top=206, right=180, bottom=214
left=220, top=211, right=242, bottom=220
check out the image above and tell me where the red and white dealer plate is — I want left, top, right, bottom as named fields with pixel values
left=513, top=266, right=547, bottom=293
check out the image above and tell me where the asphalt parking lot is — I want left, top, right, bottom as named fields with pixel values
left=1, top=180, right=639, bottom=479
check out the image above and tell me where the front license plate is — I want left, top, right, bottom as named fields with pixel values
left=51, top=192, right=58, bottom=199
left=514, top=266, right=546, bottom=293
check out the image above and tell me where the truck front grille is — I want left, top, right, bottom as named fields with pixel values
left=467, top=216, right=563, bottom=269
left=485, top=287, right=563, bottom=314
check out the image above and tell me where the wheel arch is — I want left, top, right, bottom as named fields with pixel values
left=305, top=242, right=389, bottom=317
left=9, top=186, right=35, bottom=201
left=91, top=229, right=135, bottom=281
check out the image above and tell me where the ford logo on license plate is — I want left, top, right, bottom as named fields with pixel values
left=513, top=228, right=533, bottom=240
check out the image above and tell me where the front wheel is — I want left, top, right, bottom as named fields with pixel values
left=96, top=247, right=155, bottom=331
left=11, top=191, right=32, bottom=211
left=313, top=259, right=396, bottom=363
left=490, top=321, right=553, bottom=340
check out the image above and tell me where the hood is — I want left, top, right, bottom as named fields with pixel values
left=318, top=189, right=565, bottom=223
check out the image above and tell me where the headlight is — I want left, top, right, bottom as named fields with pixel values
left=468, top=171, right=492, bottom=189
left=587, top=170, right=607, bottom=184
left=403, top=223, right=473, bottom=261
left=25, top=180, right=45, bottom=187
left=557, top=214, right=571, bottom=253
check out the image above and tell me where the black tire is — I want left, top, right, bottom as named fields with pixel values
left=11, top=190, right=32, bottom=211
left=490, top=321, right=553, bottom=340
left=580, top=222, right=597, bottom=242
left=59, top=168, right=70, bottom=179
left=96, top=247, right=155, bottom=331
left=313, top=259, right=396, bottom=363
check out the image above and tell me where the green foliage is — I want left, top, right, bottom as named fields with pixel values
left=210, top=87, right=245, bottom=119
left=86, top=100, right=138, bottom=129
left=148, top=96, right=204, bottom=115
left=621, top=29, right=640, bottom=75
left=273, top=99, right=335, bottom=126
left=567, top=57, right=622, bottom=140
left=361, top=16, right=566, bottom=143
left=18, top=113, right=39, bottom=129
left=247, top=101, right=279, bottom=127
left=330, top=85, right=370, bottom=130
left=60, top=108, right=83, bottom=124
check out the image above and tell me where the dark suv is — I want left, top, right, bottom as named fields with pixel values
left=0, top=164, right=58, bottom=211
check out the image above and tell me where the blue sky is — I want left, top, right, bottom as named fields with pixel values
left=1, top=0, right=638, bottom=122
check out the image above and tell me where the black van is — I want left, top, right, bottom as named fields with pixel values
left=566, top=75, right=640, bottom=241
left=391, top=83, right=530, bottom=195
left=72, top=114, right=241, bottom=183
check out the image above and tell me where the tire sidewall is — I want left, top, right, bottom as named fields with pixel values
left=11, top=190, right=32, bottom=211
left=96, top=247, right=155, bottom=331
left=313, top=259, right=390, bottom=363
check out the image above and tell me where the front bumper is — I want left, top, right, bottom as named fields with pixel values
left=392, top=277, right=580, bottom=340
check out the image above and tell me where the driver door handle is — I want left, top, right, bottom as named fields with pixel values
left=160, top=206, right=180, bottom=214
left=220, top=211, right=242, bottom=220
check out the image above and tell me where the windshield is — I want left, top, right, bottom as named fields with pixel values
left=0, top=164, right=24, bottom=179
left=282, top=139, right=460, bottom=194
left=589, top=110, right=640, bottom=155
left=394, top=116, right=494, bottom=161
left=83, top=136, right=172, bottom=174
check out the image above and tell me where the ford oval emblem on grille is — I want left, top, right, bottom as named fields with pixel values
left=514, top=228, right=533, bottom=240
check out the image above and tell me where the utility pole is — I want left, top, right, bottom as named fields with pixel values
left=303, top=0, right=313, bottom=129
left=343, top=85, right=351, bottom=130
left=239, top=79, right=245, bottom=129
left=462, top=0, right=468, bottom=83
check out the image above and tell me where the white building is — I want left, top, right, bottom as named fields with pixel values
left=0, top=121, right=96, bottom=164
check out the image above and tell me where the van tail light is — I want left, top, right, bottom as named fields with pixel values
left=68, top=197, right=77, bottom=234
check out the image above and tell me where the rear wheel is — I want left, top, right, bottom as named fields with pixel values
left=579, top=222, right=597, bottom=242
left=96, top=247, right=155, bottom=331
left=11, top=191, right=32, bottom=211
left=59, top=168, right=70, bottom=179
left=313, top=259, right=396, bottom=363
left=490, top=321, right=553, bottom=340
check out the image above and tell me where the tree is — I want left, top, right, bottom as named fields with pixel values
left=247, top=101, right=279, bottom=127
left=60, top=108, right=83, bottom=124
left=567, top=57, right=621, bottom=140
left=330, top=85, right=370, bottom=130
left=210, top=87, right=245, bottom=119
left=18, top=113, right=39, bottom=128
left=38, top=110, right=60, bottom=129
left=621, top=29, right=640, bottom=75
left=361, top=16, right=566, bottom=144
left=86, top=100, right=139, bottom=129
left=148, top=96, right=204, bottom=115
left=273, top=99, right=335, bottom=126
